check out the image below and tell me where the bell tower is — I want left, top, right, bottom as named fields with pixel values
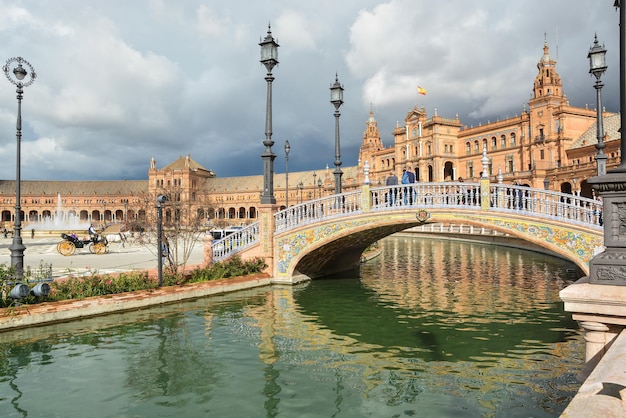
left=531, top=37, right=566, bottom=104
left=358, top=106, right=384, bottom=169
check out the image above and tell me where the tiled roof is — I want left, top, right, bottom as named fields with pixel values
left=202, top=166, right=361, bottom=192
left=163, top=155, right=209, bottom=171
left=570, top=113, right=621, bottom=149
left=0, top=180, right=147, bottom=195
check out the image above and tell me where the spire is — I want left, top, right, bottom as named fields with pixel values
left=532, top=36, right=564, bottom=101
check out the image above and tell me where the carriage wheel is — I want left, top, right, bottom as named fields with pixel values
left=58, top=240, right=76, bottom=256
left=93, top=242, right=107, bottom=255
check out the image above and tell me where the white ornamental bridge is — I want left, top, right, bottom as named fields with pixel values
left=211, top=176, right=603, bottom=282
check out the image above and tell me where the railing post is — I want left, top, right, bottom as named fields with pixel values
left=361, top=183, right=371, bottom=213
left=480, top=177, right=491, bottom=210
left=203, top=233, right=214, bottom=267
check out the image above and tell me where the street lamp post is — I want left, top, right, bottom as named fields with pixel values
left=313, top=172, right=317, bottom=198
left=298, top=181, right=303, bottom=204
left=589, top=33, right=608, bottom=176
left=3, top=57, right=36, bottom=280
left=156, top=195, right=167, bottom=287
left=259, top=25, right=279, bottom=205
left=318, top=178, right=322, bottom=198
left=330, top=74, right=344, bottom=194
left=284, top=140, right=290, bottom=208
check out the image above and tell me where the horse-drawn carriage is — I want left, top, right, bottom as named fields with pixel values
left=57, top=232, right=108, bottom=256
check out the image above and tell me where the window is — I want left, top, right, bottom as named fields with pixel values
left=510, top=133, right=516, bottom=147
left=474, top=141, right=479, bottom=152
left=501, top=135, right=506, bottom=148
left=506, top=157, right=514, bottom=173
left=466, top=142, right=471, bottom=154
left=491, top=137, right=497, bottom=149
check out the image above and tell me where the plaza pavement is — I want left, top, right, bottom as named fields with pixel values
left=0, top=233, right=206, bottom=279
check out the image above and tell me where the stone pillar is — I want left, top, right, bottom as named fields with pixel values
left=577, top=321, right=620, bottom=381
left=361, top=183, right=371, bottom=213
left=203, top=233, right=213, bottom=267
left=587, top=172, right=626, bottom=285
left=480, top=177, right=491, bottom=210
left=258, top=204, right=278, bottom=276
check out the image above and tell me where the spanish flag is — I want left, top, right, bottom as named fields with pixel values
left=418, top=86, right=427, bottom=96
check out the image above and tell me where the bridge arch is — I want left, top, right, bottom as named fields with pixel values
left=274, top=208, right=601, bottom=281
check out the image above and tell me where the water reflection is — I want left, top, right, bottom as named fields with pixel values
left=0, top=236, right=583, bottom=417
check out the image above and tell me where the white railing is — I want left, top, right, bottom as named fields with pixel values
left=212, top=222, right=260, bottom=262
left=371, top=182, right=602, bottom=229
left=275, top=190, right=362, bottom=232
left=489, top=183, right=602, bottom=228
left=371, top=182, right=482, bottom=210
left=212, top=182, right=603, bottom=260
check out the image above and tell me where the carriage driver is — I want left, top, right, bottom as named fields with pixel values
left=88, top=223, right=97, bottom=241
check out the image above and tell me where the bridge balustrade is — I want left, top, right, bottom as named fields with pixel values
left=212, top=222, right=260, bottom=262
left=275, top=190, right=362, bottom=232
left=371, top=182, right=482, bottom=209
left=490, top=184, right=602, bottom=227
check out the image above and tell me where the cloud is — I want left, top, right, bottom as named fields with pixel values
left=0, top=0, right=617, bottom=182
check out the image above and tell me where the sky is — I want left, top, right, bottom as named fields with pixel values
left=0, top=0, right=620, bottom=181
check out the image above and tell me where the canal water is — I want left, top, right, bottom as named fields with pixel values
left=0, top=235, right=583, bottom=417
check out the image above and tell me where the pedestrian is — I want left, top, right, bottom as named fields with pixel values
left=401, top=168, right=410, bottom=204
left=406, top=166, right=416, bottom=204
left=31, top=228, right=35, bottom=239
left=385, top=170, right=398, bottom=206
left=3, top=228, right=7, bottom=239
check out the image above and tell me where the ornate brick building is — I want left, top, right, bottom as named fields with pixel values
left=358, top=40, right=620, bottom=197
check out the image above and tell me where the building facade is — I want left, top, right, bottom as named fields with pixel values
left=358, top=40, right=620, bottom=197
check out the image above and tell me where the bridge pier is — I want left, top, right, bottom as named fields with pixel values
left=259, top=204, right=278, bottom=277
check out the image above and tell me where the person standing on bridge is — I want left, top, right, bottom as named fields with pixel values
left=386, top=170, right=398, bottom=207
left=406, top=167, right=416, bottom=204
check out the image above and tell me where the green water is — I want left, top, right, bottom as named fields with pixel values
left=0, top=236, right=583, bottom=417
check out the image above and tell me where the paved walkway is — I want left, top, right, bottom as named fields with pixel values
left=0, top=234, right=206, bottom=279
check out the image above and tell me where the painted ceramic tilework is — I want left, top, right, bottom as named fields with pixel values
left=275, top=218, right=376, bottom=276
left=274, top=211, right=603, bottom=278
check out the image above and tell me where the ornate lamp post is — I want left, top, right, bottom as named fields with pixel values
left=312, top=172, right=317, bottom=198
left=589, top=34, right=608, bottom=176
left=3, top=57, right=36, bottom=279
left=284, top=140, right=290, bottom=208
left=298, top=181, right=303, bottom=204
left=317, top=178, right=322, bottom=198
left=259, top=25, right=279, bottom=205
left=330, top=74, right=344, bottom=194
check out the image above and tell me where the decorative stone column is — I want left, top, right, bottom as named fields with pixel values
left=561, top=172, right=626, bottom=381
left=577, top=321, right=620, bottom=381
left=361, top=161, right=372, bottom=212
